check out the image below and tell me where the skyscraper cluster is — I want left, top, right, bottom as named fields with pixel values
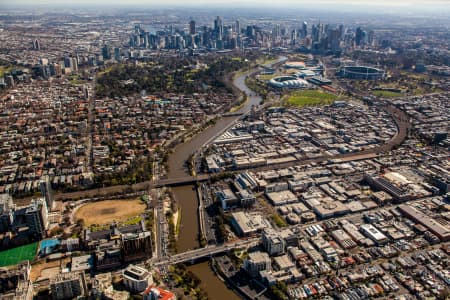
left=128, top=17, right=374, bottom=55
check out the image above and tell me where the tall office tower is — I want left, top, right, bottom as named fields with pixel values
left=339, top=24, right=345, bottom=39
left=71, top=57, right=78, bottom=72
left=189, top=20, right=196, bottom=35
left=0, top=194, right=15, bottom=233
left=274, top=24, right=281, bottom=39
left=5, top=75, right=14, bottom=87
left=114, top=47, right=121, bottom=61
left=83, top=85, right=90, bottom=100
left=291, top=29, right=297, bottom=45
left=64, top=56, right=73, bottom=69
left=246, top=25, right=255, bottom=38
left=311, top=24, right=319, bottom=42
left=330, top=28, right=342, bottom=53
left=33, top=39, right=40, bottom=50
left=368, top=30, right=375, bottom=46
left=143, top=33, right=149, bottom=48
left=25, top=198, right=48, bottom=239
left=214, top=16, right=223, bottom=40
left=235, top=19, right=241, bottom=34
left=302, top=21, right=308, bottom=38
left=355, top=27, right=363, bottom=46
left=102, top=44, right=112, bottom=60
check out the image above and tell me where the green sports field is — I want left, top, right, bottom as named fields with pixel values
left=371, top=90, right=402, bottom=98
left=286, top=90, right=337, bottom=107
left=0, top=242, right=38, bottom=267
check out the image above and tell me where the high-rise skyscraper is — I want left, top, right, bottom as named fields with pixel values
left=40, top=175, right=53, bottom=210
left=235, top=19, right=241, bottom=34
left=302, top=21, right=308, bottom=38
left=33, top=39, right=40, bottom=50
left=214, top=16, right=223, bottom=40
left=189, top=20, right=196, bottom=35
left=25, top=198, right=48, bottom=239
left=355, top=27, right=364, bottom=46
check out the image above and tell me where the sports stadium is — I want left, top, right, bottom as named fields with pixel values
left=268, top=76, right=309, bottom=89
left=337, top=66, right=385, bottom=80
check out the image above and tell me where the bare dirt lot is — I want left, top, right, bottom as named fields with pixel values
left=74, top=199, right=146, bottom=226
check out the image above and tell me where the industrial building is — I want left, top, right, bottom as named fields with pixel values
left=398, top=205, right=450, bottom=242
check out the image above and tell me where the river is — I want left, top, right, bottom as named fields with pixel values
left=168, top=56, right=286, bottom=299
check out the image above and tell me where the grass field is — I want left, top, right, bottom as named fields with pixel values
left=286, top=90, right=337, bottom=107
left=372, top=90, right=402, bottom=98
left=75, top=199, right=146, bottom=226
left=258, top=74, right=277, bottom=81
left=0, top=242, right=38, bottom=267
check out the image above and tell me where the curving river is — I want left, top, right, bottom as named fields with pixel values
left=168, top=57, right=286, bottom=299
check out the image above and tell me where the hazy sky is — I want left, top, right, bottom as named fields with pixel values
left=2, top=0, right=450, bottom=13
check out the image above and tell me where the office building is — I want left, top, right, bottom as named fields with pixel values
left=244, top=251, right=271, bottom=277
left=189, top=20, right=196, bottom=35
left=50, top=272, right=87, bottom=300
left=262, top=228, right=286, bottom=256
left=0, top=261, right=33, bottom=300
left=0, top=194, right=15, bottom=233
left=40, top=175, right=53, bottom=210
left=123, top=264, right=153, bottom=293
left=25, top=198, right=48, bottom=239
left=121, top=231, right=152, bottom=262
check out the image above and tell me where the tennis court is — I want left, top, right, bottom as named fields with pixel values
left=0, top=242, right=38, bottom=267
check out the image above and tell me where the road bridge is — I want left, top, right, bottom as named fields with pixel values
left=152, top=238, right=260, bottom=267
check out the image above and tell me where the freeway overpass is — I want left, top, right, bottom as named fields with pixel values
left=152, top=238, right=260, bottom=267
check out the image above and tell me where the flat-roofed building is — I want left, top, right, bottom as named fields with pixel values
left=50, top=272, right=87, bottom=300
left=262, top=228, right=285, bottom=256
left=360, top=224, right=389, bottom=245
left=123, top=264, right=153, bottom=293
left=216, top=189, right=239, bottom=210
left=231, top=211, right=269, bottom=237
left=398, top=205, right=450, bottom=242
left=244, top=251, right=271, bottom=277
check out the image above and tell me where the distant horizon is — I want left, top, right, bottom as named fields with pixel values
left=2, top=0, right=450, bottom=15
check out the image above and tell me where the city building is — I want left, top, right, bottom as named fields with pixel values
left=123, top=264, right=153, bottom=293
left=262, top=228, right=286, bottom=256
left=25, top=198, right=48, bottom=239
left=92, top=272, right=130, bottom=300
left=122, top=231, right=152, bottom=262
left=360, top=224, right=389, bottom=245
left=143, top=286, right=176, bottom=300
left=216, top=189, right=239, bottom=210
left=244, top=251, right=272, bottom=277
left=0, top=261, right=33, bottom=300
left=50, top=272, right=87, bottom=300
left=0, top=194, right=15, bottom=233
left=398, top=205, right=450, bottom=242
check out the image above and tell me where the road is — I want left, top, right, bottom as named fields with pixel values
left=151, top=237, right=260, bottom=268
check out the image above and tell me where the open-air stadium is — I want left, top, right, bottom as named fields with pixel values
left=337, top=66, right=385, bottom=80
left=268, top=75, right=309, bottom=89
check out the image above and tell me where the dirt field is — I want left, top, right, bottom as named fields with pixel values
left=75, top=199, right=146, bottom=226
